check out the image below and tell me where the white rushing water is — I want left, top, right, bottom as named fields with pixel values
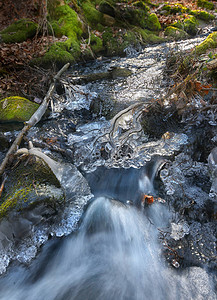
left=0, top=196, right=215, bottom=300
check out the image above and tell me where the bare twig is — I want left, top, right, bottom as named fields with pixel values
left=0, top=174, right=7, bottom=199
left=0, top=63, right=70, bottom=176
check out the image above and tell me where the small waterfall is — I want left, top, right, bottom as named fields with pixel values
left=0, top=196, right=215, bottom=300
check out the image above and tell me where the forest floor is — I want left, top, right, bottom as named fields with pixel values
left=0, top=0, right=217, bottom=100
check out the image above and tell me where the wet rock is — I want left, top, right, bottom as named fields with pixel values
left=90, top=95, right=114, bottom=118
left=0, top=133, right=9, bottom=150
left=208, top=147, right=217, bottom=201
left=170, top=221, right=190, bottom=240
left=206, top=58, right=217, bottom=70
left=70, top=67, right=132, bottom=84
left=0, top=156, right=64, bottom=219
left=0, top=148, right=92, bottom=274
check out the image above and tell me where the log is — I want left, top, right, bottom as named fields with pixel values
left=0, top=63, right=70, bottom=176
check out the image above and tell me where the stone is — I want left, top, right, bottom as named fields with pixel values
left=0, top=96, right=39, bottom=123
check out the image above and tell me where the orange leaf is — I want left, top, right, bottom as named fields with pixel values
left=141, top=194, right=154, bottom=205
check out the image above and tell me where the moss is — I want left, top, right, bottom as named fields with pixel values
left=0, top=96, right=39, bottom=123
left=184, top=16, right=198, bottom=36
left=81, top=1, right=104, bottom=29
left=98, top=1, right=116, bottom=17
left=89, top=34, right=104, bottom=53
left=102, top=28, right=140, bottom=56
left=33, top=38, right=80, bottom=67
left=162, top=3, right=189, bottom=14
left=0, top=19, right=37, bottom=43
left=191, top=10, right=215, bottom=21
left=136, top=28, right=164, bottom=43
left=54, top=4, right=82, bottom=38
left=172, top=20, right=184, bottom=30
left=197, top=0, right=214, bottom=10
left=195, top=32, right=217, bottom=55
left=131, top=9, right=149, bottom=28
left=146, top=13, right=161, bottom=31
left=133, top=1, right=150, bottom=12
left=165, top=26, right=188, bottom=40
left=115, top=6, right=148, bottom=28
left=35, top=5, right=82, bottom=67
left=0, top=158, right=63, bottom=218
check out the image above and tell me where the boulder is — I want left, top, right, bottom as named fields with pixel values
left=0, top=96, right=39, bottom=123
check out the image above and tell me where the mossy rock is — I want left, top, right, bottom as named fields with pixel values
left=33, top=37, right=80, bottom=68
left=0, top=19, right=37, bottom=43
left=195, top=32, right=217, bottom=55
left=0, top=96, right=39, bottom=123
left=146, top=13, right=161, bottom=31
left=165, top=26, right=188, bottom=40
left=161, top=3, right=189, bottom=15
left=53, top=4, right=82, bottom=38
left=88, top=33, right=104, bottom=53
left=102, top=28, right=140, bottom=56
left=102, top=14, right=116, bottom=26
left=136, top=28, right=165, bottom=43
left=0, top=158, right=64, bottom=219
left=37, top=5, right=82, bottom=67
left=184, top=16, right=199, bottom=36
left=171, top=20, right=184, bottom=30
left=197, top=0, right=214, bottom=10
left=191, top=10, right=215, bottom=21
left=98, top=1, right=116, bottom=17
left=115, top=6, right=148, bottom=28
left=81, top=1, right=104, bottom=29
left=133, top=1, right=150, bottom=12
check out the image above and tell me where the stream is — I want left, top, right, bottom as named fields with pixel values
left=0, top=34, right=216, bottom=299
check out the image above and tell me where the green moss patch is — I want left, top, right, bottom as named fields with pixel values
left=184, top=16, right=199, bottom=36
left=165, top=26, right=188, bottom=40
left=35, top=5, right=82, bottom=67
left=0, top=158, right=64, bottom=219
left=102, top=28, right=139, bottom=55
left=0, top=19, right=37, bottom=43
left=0, top=96, right=39, bottom=123
left=197, top=0, right=214, bottom=10
left=146, top=13, right=161, bottom=31
left=136, top=28, right=165, bottom=43
left=162, top=3, right=189, bottom=15
left=133, top=1, right=150, bottom=12
left=89, top=34, right=104, bottom=53
left=81, top=1, right=104, bottom=29
left=195, top=32, right=217, bottom=55
left=53, top=4, right=82, bottom=38
left=98, top=1, right=116, bottom=17
left=191, top=10, right=215, bottom=21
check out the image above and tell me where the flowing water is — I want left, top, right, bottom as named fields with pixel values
left=0, top=35, right=216, bottom=299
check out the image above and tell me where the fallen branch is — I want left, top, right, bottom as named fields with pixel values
left=0, top=63, right=70, bottom=176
